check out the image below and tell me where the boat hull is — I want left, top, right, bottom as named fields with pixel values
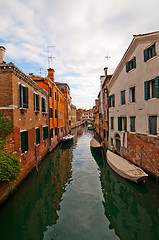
left=106, top=150, right=148, bottom=183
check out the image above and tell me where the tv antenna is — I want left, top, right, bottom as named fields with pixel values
left=47, top=45, right=56, bottom=68
left=105, top=55, right=111, bottom=61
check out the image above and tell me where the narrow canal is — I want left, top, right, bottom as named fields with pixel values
left=0, top=126, right=159, bottom=240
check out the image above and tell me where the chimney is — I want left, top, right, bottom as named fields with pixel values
left=48, top=68, right=55, bottom=82
left=0, top=46, right=6, bottom=63
left=104, top=67, right=108, bottom=77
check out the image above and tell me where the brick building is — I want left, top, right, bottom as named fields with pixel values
left=29, top=68, right=69, bottom=151
left=0, top=46, right=49, bottom=179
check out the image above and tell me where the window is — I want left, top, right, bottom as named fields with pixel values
left=126, top=57, right=136, bottom=72
left=111, top=117, right=114, bottom=129
left=49, top=108, right=53, bottom=118
left=19, top=84, right=28, bottom=109
left=34, top=93, right=40, bottom=111
left=42, top=97, right=46, bottom=112
left=111, top=138, right=113, bottom=146
left=130, top=117, right=135, bottom=132
left=144, top=43, right=156, bottom=62
left=121, top=90, right=126, bottom=105
left=149, top=116, right=157, bottom=135
left=35, top=128, right=40, bottom=145
left=55, top=127, right=58, bottom=136
left=108, top=94, right=115, bottom=107
left=50, top=128, right=53, bottom=138
left=43, top=126, right=48, bottom=140
left=118, top=117, right=127, bottom=131
left=55, top=109, right=58, bottom=118
left=130, top=87, right=135, bottom=103
left=55, top=91, right=57, bottom=100
left=49, top=87, right=52, bottom=97
left=21, top=130, right=28, bottom=153
left=144, top=77, right=159, bottom=100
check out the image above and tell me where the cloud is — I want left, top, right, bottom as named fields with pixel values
left=0, top=0, right=159, bottom=109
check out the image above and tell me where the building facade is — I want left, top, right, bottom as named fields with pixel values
left=0, top=46, right=49, bottom=179
left=108, top=31, right=159, bottom=177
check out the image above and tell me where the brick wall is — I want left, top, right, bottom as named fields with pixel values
left=122, top=133, right=159, bottom=177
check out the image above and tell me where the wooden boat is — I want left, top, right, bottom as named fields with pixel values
left=61, top=134, right=74, bottom=143
left=106, top=150, right=148, bottom=183
left=90, top=138, right=102, bottom=150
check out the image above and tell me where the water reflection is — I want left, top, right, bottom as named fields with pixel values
left=91, top=149, right=159, bottom=240
left=0, top=135, right=75, bottom=240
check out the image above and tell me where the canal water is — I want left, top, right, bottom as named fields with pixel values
left=0, top=126, right=159, bottom=240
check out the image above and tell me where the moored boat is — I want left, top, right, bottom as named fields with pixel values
left=88, top=124, right=93, bottom=130
left=90, top=138, right=102, bottom=150
left=106, top=150, right=148, bottom=183
left=61, top=134, right=74, bottom=143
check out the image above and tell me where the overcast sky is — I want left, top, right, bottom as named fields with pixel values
left=0, top=0, right=158, bottom=109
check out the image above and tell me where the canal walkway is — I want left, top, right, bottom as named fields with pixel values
left=0, top=126, right=159, bottom=240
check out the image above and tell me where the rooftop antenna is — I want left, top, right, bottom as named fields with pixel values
left=34, top=67, right=46, bottom=76
left=105, top=55, right=111, bottom=61
left=47, top=45, right=56, bottom=68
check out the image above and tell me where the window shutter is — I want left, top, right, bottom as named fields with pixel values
left=149, top=116, right=157, bottom=135
left=36, top=128, right=40, bottom=144
left=25, top=131, right=28, bottom=151
left=42, top=98, right=46, bottom=112
left=34, top=93, right=36, bottom=111
left=126, top=61, right=130, bottom=72
left=144, top=81, right=150, bottom=100
left=133, top=57, right=136, bottom=68
left=152, top=44, right=156, bottom=57
left=155, top=76, right=159, bottom=98
left=112, top=94, right=115, bottom=107
left=124, top=117, right=127, bottom=132
left=19, top=84, right=22, bottom=108
left=108, top=96, right=111, bottom=108
left=118, top=117, right=122, bottom=131
left=36, top=94, right=40, bottom=111
left=144, top=48, right=149, bottom=62
left=21, top=131, right=25, bottom=153
left=23, top=87, right=28, bottom=108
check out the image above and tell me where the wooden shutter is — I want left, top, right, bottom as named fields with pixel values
left=124, top=117, right=127, bottom=132
left=108, top=96, right=111, bottom=108
left=133, top=57, right=136, bottom=68
left=112, top=94, right=115, bottom=107
left=34, top=93, right=36, bottom=111
left=23, top=87, right=28, bottom=108
left=155, top=76, right=159, bottom=98
left=144, top=81, right=150, bottom=100
left=144, top=48, right=149, bottom=62
left=118, top=117, right=122, bottom=131
left=152, top=44, right=156, bottom=57
left=21, top=131, right=28, bottom=153
left=19, top=84, right=22, bottom=108
left=36, top=94, right=40, bottom=111
left=149, top=116, right=157, bottom=135
left=126, top=61, right=130, bottom=72
left=36, top=128, right=40, bottom=144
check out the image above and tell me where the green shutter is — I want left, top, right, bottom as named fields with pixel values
left=112, top=94, right=115, bottom=107
left=152, top=44, right=156, bottom=57
left=108, top=96, right=111, bottom=108
left=155, top=76, right=159, bottom=98
left=133, top=57, right=136, bottom=68
left=36, top=128, right=40, bottom=144
left=42, top=98, right=46, bottom=112
left=144, top=81, right=150, bottom=100
left=23, top=87, right=28, bottom=108
left=19, top=84, right=22, bottom=108
left=34, top=93, right=36, bottom=111
left=144, top=48, right=149, bottom=62
left=121, top=91, right=125, bottom=105
left=149, top=116, right=157, bottom=135
left=126, top=61, right=130, bottom=72
left=21, top=131, right=25, bottom=153
left=36, top=94, right=40, bottom=111
left=21, top=131, right=28, bottom=153
left=118, top=117, right=122, bottom=131
left=124, top=117, right=127, bottom=132
left=46, top=126, right=48, bottom=139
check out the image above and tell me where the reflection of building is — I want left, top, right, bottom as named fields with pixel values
left=100, top=164, right=159, bottom=240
